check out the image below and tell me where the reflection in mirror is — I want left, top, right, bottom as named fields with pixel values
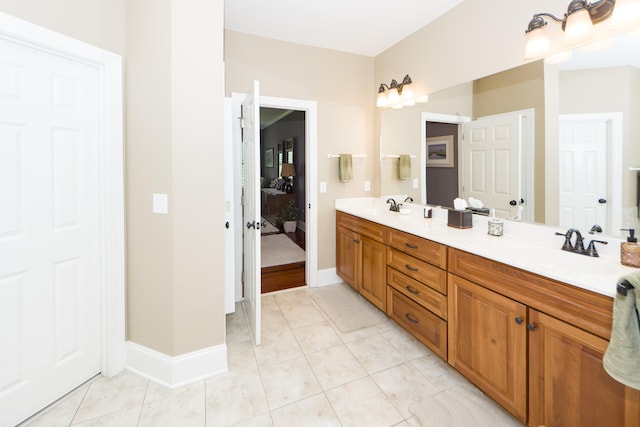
left=379, top=31, right=640, bottom=238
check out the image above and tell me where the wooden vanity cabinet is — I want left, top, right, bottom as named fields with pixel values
left=448, top=273, right=528, bottom=423
left=528, top=309, right=640, bottom=427
left=448, top=248, right=640, bottom=426
left=336, top=212, right=386, bottom=311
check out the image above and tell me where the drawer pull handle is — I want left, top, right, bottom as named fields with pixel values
left=406, top=286, right=420, bottom=295
left=405, top=264, right=418, bottom=272
left=405, top=313, right=419, bottom=324
left=405, top=243, right=418, bottom=249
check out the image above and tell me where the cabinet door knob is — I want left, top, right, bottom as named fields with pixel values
left=527, top=323, right=536, bottom=331
left=515, top=317, right=523, bottom=325
left=354, top=239, right=360, bottom=244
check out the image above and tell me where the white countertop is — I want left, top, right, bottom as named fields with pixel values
left=336, top=197, right=638, bottom=298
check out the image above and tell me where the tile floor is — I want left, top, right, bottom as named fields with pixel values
left=21, top=283, right=522, bottom=427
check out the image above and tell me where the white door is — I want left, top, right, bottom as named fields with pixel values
left=224, top=98, right=235, bottom=314
left=242, top=81, right=261, bottom=345
left=558, top=118, right=608, bottom=231
left=0, top=36, right=102, bottom=425
left=462, top=112, right=522, bottom=219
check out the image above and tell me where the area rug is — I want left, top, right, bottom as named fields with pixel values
left=261, top=217, right=279, bottom=235
left=309, top=283, right=388, bottom=333
left=261, top=234, right=305, bottom=267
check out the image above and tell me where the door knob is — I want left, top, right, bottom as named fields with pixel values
left=598, top=198, right=607, bottom=204
left=510, top=198, right=525, bottom=206
left=246, top=221, right=255, bottom=229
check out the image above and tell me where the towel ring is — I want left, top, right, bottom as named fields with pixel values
left=616, top=280, right=634, bottom=296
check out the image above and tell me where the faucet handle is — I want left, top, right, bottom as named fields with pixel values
left=585, top=239, right=608, bottom=257
left=555, top=231, right=573, bottom=252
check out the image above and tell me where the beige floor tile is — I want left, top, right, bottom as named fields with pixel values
left=138, top=381, right=205, bottom=427
left=205, top=370, right=269, bottom=426
left=270, top=393, right=340, bottom=427
left=291, top=320, right=343, bottom=354
left=326, top=377, right=403, bottom=427
left=306, top=345, right=367, bottom=390
left=381, top=326, right=430, bottom=360
left=371, top=362, right=440, bottom=418
left=272, top=288, right=311, bottom=309
left=229, top=413, right=274, bottom=427
left=253, top=329, right=303, bottom=368
left=259, top=356, right=322, bottom=410
left=226, top=339, right=259, bottom=375
left=411, top=354, right=472, bottom=392
left=408, top=384, right=522, bottom=427
left=22, top=382, right=90, bottom=427
left=261, top=308, right=291, bottom=336
left=346, top=334, right=406, bottom=374
left=71, top=408, right=141, bottom=426
left=72, top=371, right=148, bottom=424
left=280, top=301, right=325, bottom=329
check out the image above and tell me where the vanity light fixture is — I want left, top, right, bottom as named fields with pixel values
left=376, top=74, right=424, bottom=109
left=524, top=0, right=624, bottom=59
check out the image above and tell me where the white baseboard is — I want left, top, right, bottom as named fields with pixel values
left=312, top=267, right=342, bottom=288
left=126, top=341, right=228, bottom=388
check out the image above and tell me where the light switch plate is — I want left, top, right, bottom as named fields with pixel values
left=153, top=193, right=168, bottom=214
left=364, top=180, right=371, bottom=192
left=413, top=179, right=419, bottom=189
left=320, top=182, right=327, bottom=193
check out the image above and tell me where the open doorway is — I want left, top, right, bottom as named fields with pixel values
left=260, top=108, right=306, bottom=293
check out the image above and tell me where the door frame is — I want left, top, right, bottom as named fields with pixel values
left=0, top=12, right=126, bottom=376
left=231, top=94, right=318, bottom=303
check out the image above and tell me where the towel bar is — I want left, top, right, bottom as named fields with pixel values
left=617, top=280, right=634, bottom=296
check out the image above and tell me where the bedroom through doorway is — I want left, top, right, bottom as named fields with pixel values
left=259, top=107, right=306, bottom=293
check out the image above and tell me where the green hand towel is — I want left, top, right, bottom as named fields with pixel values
left=399, top=154, right=411, bottom=180
left=339, top=154, right=352, bottom=183
left=603, top=271, right=640, bottom=390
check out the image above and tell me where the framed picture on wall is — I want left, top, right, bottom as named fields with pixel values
left=265, top=148, right=274, bottom=168
left=426, top=135, right=454, bottom=168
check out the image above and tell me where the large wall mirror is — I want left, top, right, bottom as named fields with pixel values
left=380, top=31, right=640, bottom=238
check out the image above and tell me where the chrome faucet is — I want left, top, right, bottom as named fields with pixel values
left=555, top=227, right=607, bottom=257
left=386, top=198, right=400, bottom=212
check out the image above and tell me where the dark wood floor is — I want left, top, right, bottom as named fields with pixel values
left=261, top=228, right=306, bottom=294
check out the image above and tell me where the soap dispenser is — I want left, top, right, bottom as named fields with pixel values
left=621, top=228, right=640, bottom=267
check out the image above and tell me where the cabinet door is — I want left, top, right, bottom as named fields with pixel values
left=529, top=309, right=640, bottom=427
left=359, top=235, right=386, bottom=311
left=336, top=225, right=359, bottom=290
left=448, top=274, right=527, bottom=423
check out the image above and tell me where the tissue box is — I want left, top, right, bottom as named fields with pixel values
left=448, top=209, right=472, bottom=229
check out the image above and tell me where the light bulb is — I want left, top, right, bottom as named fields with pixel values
left=610, top=0, right=640, bottom=30
left=387, top=87, right=400, bottom=105
left=376, top=92, right=387, bottom=108
left=524, top=26, right=550, bottom=59
left=564, top=8, right=594, bottom=46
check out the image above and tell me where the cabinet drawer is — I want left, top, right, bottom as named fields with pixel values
left=387, top=286, right=447, bottom=360
left=336, top=211, right=385, bottom=243
left=386, top=228, right=447, bottom=269
left=387, top=248, right=447, bottom=294
left=387, top=267, right=447, bottom=320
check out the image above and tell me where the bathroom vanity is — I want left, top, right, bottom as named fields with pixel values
left=335, top=198, right=640, bottom=426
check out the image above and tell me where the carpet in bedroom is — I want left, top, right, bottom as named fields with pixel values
left=261, top=233, right=305, bottom=267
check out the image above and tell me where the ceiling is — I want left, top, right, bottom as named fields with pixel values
left=224, top=0, right=464, bottom=57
